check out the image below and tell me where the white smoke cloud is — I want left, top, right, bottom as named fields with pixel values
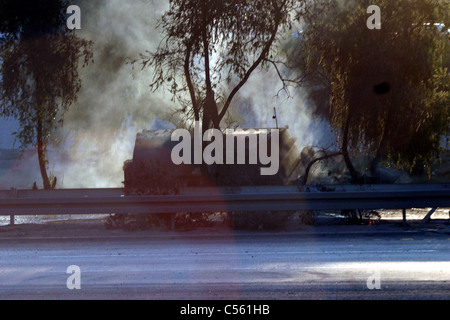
left=231, top=66, right=333, bottom=151
left=48, top=0, right=176, bottom=188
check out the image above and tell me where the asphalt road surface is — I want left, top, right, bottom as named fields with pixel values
left=0, top=223, right=449, bottom=300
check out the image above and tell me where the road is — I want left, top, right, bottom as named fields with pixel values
left=0, top=224, right=449, bottom=300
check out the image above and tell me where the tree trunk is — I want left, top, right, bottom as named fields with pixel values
left=37, top=118, right=51, bottom=190
left=342, top=113, right=360, bottom=182
left=204, top=90, right=221, bottom=129
left=184, top=44, right=200, bottom=122
left=201, top=9, right=220, bottom=130
left=370, top=119, right=389, bottom=176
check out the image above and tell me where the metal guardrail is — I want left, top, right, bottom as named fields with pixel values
left=0, top=184, right=449, bottom=216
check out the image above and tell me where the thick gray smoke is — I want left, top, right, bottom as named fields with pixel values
left=48, top=0, right=177, bottom=188
left=1, top=0, right=330, bottom=189
left=230, top=68, right=332, bottom=150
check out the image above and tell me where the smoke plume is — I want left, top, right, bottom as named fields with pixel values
left=49, top=0, right=176, bottom=188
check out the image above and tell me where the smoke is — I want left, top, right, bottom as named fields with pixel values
left=229, top=67, right=333, bottom=151
left=218, top=19, right=334, bottom=153
left=47, top=0, right=177, bottom=188
left=1, top=0, right=331, bottom=189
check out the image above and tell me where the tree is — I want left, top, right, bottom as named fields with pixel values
left=0, top=0, right=93, bottom=189
left=136, top=0, right=305, bottom=130
left=291, top=0, right=450, bottom=182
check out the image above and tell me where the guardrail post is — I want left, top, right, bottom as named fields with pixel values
left=421, top=208, right=437, bottom=224
left=10, top=215, right=14, bottom=226
left=402, top=208, right=407, bottom=226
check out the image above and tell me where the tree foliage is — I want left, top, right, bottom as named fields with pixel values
left=291, top=0, right=450, bottom=180
left=0, top=0, right=93, bottom=189
left=136, top=0, right=305, bottom=129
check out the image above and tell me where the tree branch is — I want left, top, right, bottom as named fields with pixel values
left=219, top=9, right=282, bottom=121
left=264, top=58, right=303, bottom=98
left=302, top=152, right=343, bottom=186
left=184, top=43, right=200, bottom=121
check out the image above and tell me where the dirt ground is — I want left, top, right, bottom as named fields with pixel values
left=0, top=208, right=448, bottom=240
